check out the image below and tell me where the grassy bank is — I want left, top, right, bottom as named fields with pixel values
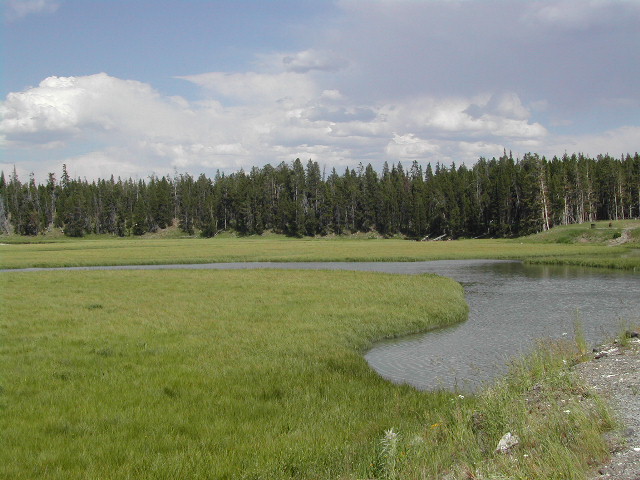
left=1, top=269, right=613, bottom=479
left=519, top=220, right=640, bottom=270
left=2, top=220, right=639, bottom=271
left=1, top=234, right=635, bottom=270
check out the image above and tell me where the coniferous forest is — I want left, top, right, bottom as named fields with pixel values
left=1, top=152, right=639, bottom=239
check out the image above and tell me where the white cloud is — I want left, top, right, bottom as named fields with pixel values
left=457, top=141, right=507, bottom=161
left=282, top=49, right=349, bottom=73
left=0, top=73, right=196, bottom=144
left=61, top=150, right=146, bottom=181
left=380, top=95, right=547, bottom=140
left=1, top=70, right=636, bottom=181
left=542, top=125, right=640, bottom=159
left=1, top=77, right=80, bottom=136
left=320, top=90, right=344, bottom=102
left=385, top=133, right=440, bottom=159
left=176, top=71, right=318, bottom=105
left=5, top=0, right=59, bottom=20
left=490, top=93, right=531, bottom=121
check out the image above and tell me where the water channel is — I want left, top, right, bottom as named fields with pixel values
left=6, top=260, right=639, bottom=392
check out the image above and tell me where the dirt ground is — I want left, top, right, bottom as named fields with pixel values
left=574, top=335, right=640, bottom=479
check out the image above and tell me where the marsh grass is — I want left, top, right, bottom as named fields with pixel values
left=1, top=269, right=468, bottom=479
left=1, top=269, right=614, bottom=478
left=0, top=235, right=629, bottom=270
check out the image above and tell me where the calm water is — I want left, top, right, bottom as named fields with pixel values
left=6, top=260, right=639, bottom=391
left=362, top=260, right=640, bottom=392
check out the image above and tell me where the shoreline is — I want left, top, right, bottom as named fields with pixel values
left=575, top=334, right=640, bottom=479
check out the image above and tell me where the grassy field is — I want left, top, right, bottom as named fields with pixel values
left=0, top=269, right=613, bottom=479
left=2, top=219, right=639, bottom=270
left=1, top=221, right=635, bottom=478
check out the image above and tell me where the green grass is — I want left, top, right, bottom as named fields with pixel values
left=1, top=269, right=468, bottom=479
left=521, top=219, right=640, bottom=245
left=3, top=220, right=639, bottom=271
left=519, top=220, right=640, bottom=270
left=0, top=269, right=613, bottom=478
left=2, top=234, right=636, bottom=270
left=2, top=223, right=633, bottom=477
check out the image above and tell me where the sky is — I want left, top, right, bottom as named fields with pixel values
left=1, top=0, right=639, bottom=182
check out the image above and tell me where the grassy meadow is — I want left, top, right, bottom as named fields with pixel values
left=2, top=218, right=639, bottom=270
left=2, top=221, right=637, bottom=478
left=0, top=269, right=613, bottom=479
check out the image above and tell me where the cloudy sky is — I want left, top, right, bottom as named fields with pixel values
left=1, top=0, right=639, bottom=181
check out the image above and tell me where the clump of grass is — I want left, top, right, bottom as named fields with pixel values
left=613, top=320, right=640, bottom=347
left=574, top=310, right=589, bottom=357
left=525, top=254, right=640, bottom=271
left=428, top=340, right=614, bottom=479
left=378, top=428, right=400, bottom=479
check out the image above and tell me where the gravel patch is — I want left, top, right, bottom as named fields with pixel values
left=574, top=335, right=640, bottom=479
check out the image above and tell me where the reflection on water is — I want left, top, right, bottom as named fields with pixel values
left=363, top=260, right=640, bottom=392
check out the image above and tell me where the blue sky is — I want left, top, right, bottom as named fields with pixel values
left=2, top=0, right=639, bottom=181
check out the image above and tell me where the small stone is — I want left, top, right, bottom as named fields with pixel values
left=495, top=432, right=519, bottom=454
left=624, top=330, right=639, bottom=338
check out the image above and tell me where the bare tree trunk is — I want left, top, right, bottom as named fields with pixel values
left=539, top=172, right=550, bottom=231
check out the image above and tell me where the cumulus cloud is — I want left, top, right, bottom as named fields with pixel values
left=379, top=95, right=547, bottom=140
left=61, top=149, right=146, bottom=180
left=5, top=0, right=59, bottom=20
left=0, top=73, right=195, bottom=144
left=465, top=93, right=531, bottom=122
left=0, top=68, right=635, bottom=181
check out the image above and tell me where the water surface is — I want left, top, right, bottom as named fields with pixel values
left=362, top=260, right=640, bottom=392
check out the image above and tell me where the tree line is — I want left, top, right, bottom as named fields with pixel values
left=1, top=152, right=639, bottom=239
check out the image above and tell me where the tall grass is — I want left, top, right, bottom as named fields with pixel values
left=0, top=269, right=613, bottom=478
left=1, top=269, right=467, bottom=479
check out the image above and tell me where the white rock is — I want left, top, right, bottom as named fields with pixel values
left=495, top=432, right=519, bottom=453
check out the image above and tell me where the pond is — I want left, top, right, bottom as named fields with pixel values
left=6, top=260, right=639, bottom=391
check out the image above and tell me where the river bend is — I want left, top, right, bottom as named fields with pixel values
left=4, top=260, right=639, bottom=391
